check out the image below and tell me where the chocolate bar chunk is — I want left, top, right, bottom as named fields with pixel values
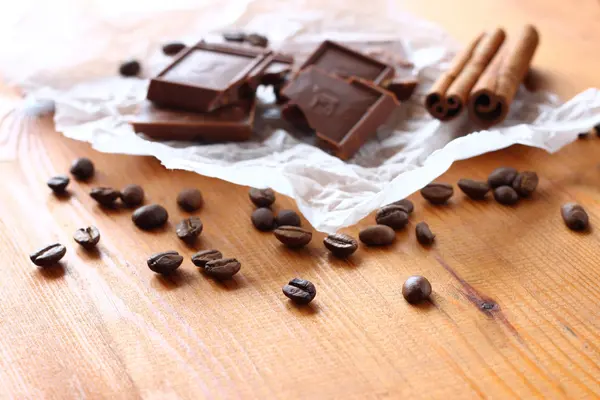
left=261, top=53, right=294, bottom=86
left=385, top=78, right=418, bottom=102
left=130, top=101, right=255, bottom=142
left=147, top=42, right=273, bottom=112
left=281, top=67, right=400, bottom=160
left=299, top=40, right=394, bottom=85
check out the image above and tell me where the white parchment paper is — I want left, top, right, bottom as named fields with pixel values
left=2, top=0, right=600, bottom=233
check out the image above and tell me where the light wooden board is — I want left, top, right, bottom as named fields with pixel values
left=1, top=0, right=600, bottom=398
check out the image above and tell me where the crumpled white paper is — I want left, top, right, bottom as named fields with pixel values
left=2, top=0, right=600, bottom=233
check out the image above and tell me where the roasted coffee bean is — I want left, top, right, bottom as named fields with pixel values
left=488, top=167, right=518, bottom=188
left=191, top=249, right=223, bottom=267
left=120, top=184, right=144, bottom=207
left=177, top=188, right=203, bottom=212
left=578, top=132, right=589, bottom=139
left=246, top=33, right=268, bottom=47
left=176, top=216, right=203, bottom=242
left=561, top=203, right=589, bottom=231
left=90, top=187, right=120, bottom=207
left=70, top=157, right=95, bottom=181
left=493, top=186, right=519, bottom=206
left=249, top=187, right=275, bottom=207
left=415, top=222, right=435, bottom=246
left=132, top=204, right=169, bottom=230
left=402, top=275, right=432, bottom=304
left=420, top=183, right=454, bottom=205
left=147, top=251, right=183, bottom=274
left=275, top=209, right=301, bottom=227
left=323, top=233, right=358, bottom=258
left=457, top=178, right=490, bottom=200
left=203, top=258, right=241, bottom=280
left=119, top=60, right=141, bottom=77
left=223, top=31, right=246, bottom=42
left=389, top=198, right=414, bottom=214
left=251, top=208, right=275, bottom=231
left=376, top=205, right=409, bottom=230
left=283, top=278, right=316, bottom=304
left=274, top=226, right=312, bottom=248
left=30, top=243, right=66, bottom=267
left=47, top=175, right=70, bottom=193
left=512, top=171, right=539, bottom=197
left=73, top=226, right=101, bottom=249
left=162, top=42, right=186, bottom=56
left=359, top=225, right=395, bottom=246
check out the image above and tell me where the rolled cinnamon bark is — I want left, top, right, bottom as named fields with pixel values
left=468, top=25, right=540, bottom=126
left=426, top=28, right=506, bottom=121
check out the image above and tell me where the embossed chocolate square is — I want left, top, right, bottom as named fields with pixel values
left=281, top=67, right=400, bottom=160
left=299, top=40, right=394, bottom=85
left=147, top=42, right=273, bottom=112
left=131, top=100, right=256, bottom=142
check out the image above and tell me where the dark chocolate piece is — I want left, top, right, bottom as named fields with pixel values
left=299, top=40, right=394, bottom=85
left=261, top=54, right=294, bottom=86
left=147, top=42, right=273, bottom=112
left=281, top=67, right=400, bottom=160
left=131, top=100, right=255, bottom=142
left=385, top=78, right=418, bottom=102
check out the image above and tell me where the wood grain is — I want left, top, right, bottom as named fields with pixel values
left=1, top=0, right=600, bottom=398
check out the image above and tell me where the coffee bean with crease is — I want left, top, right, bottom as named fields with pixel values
left=177, top=188, right=203, bottom=212
left=90, top=187, right=120, bottom=207
left=70, top=157, right=95, bottom=181
left=147, top=251, right=183, bottom=274
left=493, top=186, right=519, bottom=206
left=402, top=276, right=432, bottom=304
left=223, top=32, right=246, bottom=42
left=119, top=60, right=141, bottom=77
left=249, top=187, right=275, bottom=207
left=488, top=167, right=518, bottom=188
left=457, top=179, right=490, bottom=200
left=512, top=171, right=539, bottom=197
left=376, top=205, right=409, bottom=230
left=251, top=208, right=275, bottom=231
left=203, top=258, right=241, bottom=280
left=282, top=278, right=316, bottom=304
left=274, top=226, right=312, bottom=248
left=323, top=233, right=358, bottom=258
left=191, top=249, right=223, bottom=267
left=246, top=33, right=268, bottom=47
left=359, top=225, right=395, bottom=246
left=275, top=209, right=301, bottom=227
left=162, top=42, right=186, bottom=56
left=420, top=183, right=454, bottom=205
left=30, top=243, right=66, bottom=267
left=389, top=199, right=414, bottom=214
left=561, top=203, right=589, bottom=231
left=132, top=204, right=169, bottom=230
left=73, top=226, right=101, bottom=249
left=120, top=184, right=144, bottom=207
left=47, top=175, right=70, bottom=194
left=176, top=217, right=203, bottom=242
left=415, top=222, right=435, bottom=246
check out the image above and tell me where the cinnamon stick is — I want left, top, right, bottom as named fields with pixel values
left=426, top=28, right=506, bottom=121
left=468, top=25, right=540, bottom=126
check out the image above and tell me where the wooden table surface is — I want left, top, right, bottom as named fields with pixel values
left=2, top=0, right=600, bottom=398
